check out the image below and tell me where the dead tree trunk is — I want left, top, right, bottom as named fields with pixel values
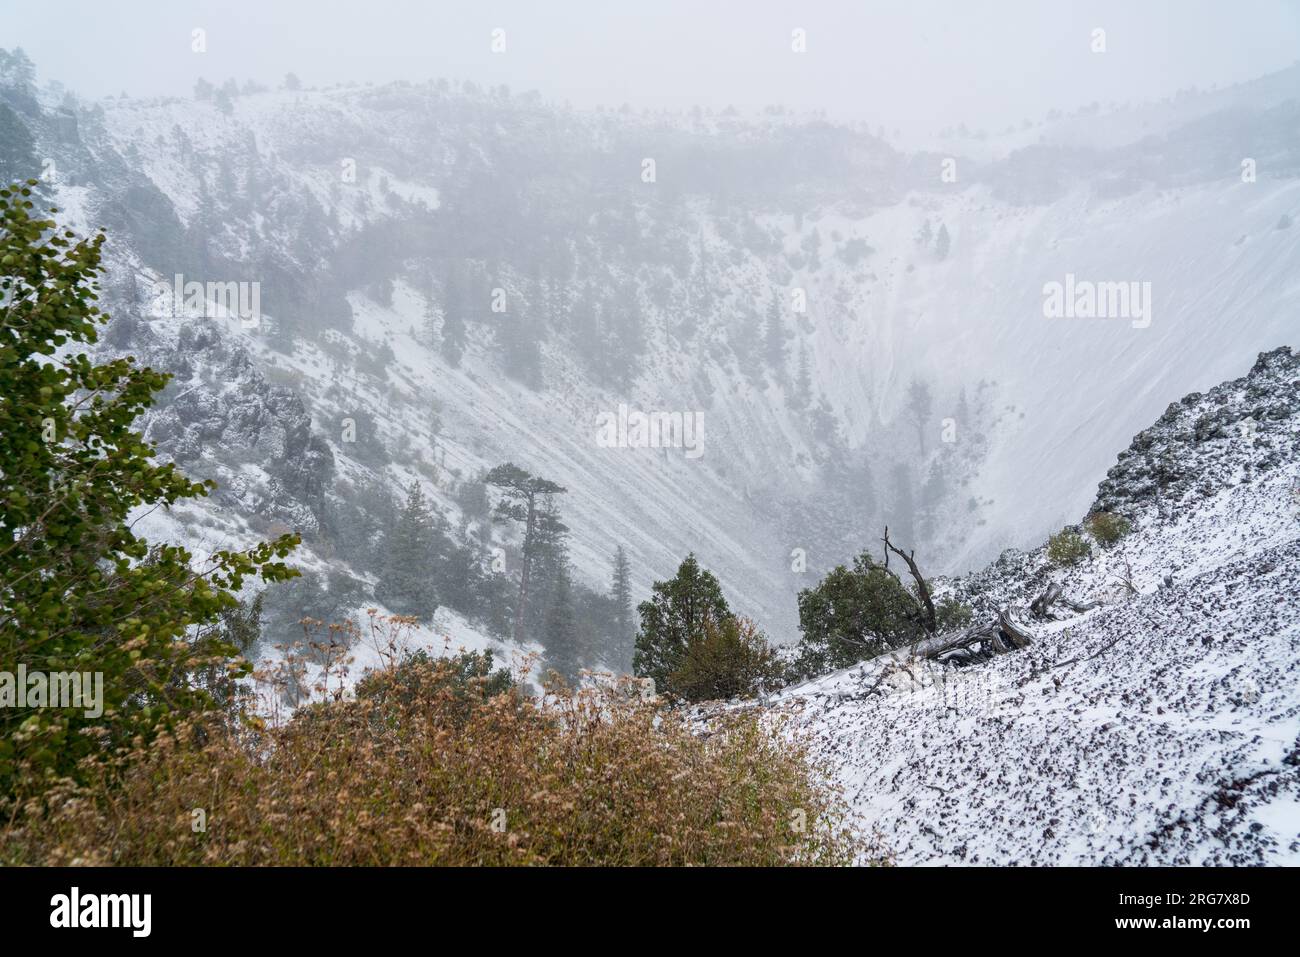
left=1030, top=582, right=1063, bottom=618
left=911, top=607, right=1034, bottom=667
left=882, top=526, right=938, bottom=635
left=1030, top=582, right=1101, bottom=618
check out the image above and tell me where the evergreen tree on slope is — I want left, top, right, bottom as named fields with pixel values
left=542, top=563, right=581, bottom=685
left=610, top=545, right=634, bottom=671
left=633, top=553, right=731, bottom=696
left=376, top=481, right=438, bottom=620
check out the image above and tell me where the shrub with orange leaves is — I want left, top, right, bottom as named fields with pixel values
left=1, top=635, right=879, bottom=866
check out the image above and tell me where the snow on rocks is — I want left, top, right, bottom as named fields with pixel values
left=773, top=348, right=1300, bottom=864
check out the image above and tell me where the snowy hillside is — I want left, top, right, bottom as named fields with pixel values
left=764, top=347, right=1300, bottom=864
left=5, top=55, right=1298, bottom=663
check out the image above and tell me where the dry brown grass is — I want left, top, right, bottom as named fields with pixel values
left=1, top=624, right=879, bottom=866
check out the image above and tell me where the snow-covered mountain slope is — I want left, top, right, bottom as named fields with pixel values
left=8, top=59, right=1298, bottom=651
left=766, top=347, right=1300, bottom=864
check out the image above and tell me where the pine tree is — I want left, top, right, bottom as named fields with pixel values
left=762, top=295, right=787, bottom=376
left=376, top=482, right=439, bottom=619
left=935, top=223, right=951, bottom=260
left=0, top=104, right=39, bottom=185
left=522, top=498, right=569, bottom=640
left=485, top=464, right=567, bottom=644
left=634, top=554, right=732, bottom=696
left=906, top=378, right=934, bottom=455
left=0, top=48, right=37, bottom=89
left=918, top=456, right=951, bottom=541
left=610, top=545, right=634, bottom=671
left=542, top=564, right=581, bottom=685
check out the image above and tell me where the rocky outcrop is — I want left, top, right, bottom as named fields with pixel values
left=1094, top=346, right=1299, bottom=518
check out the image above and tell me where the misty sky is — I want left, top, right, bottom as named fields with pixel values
left=8, top=0, right=1300, bottom=137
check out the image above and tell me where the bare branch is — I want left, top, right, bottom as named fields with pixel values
left=882, top=525, right=938, bottom=635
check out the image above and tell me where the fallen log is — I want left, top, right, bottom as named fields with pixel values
left=1060, top=597, right=1102, bottom=613
left=1030, top=581, right=1101, bottom=617
left=998, top=608, right=1034, bottom=649
left=927, top=608, right=1034, bottom=666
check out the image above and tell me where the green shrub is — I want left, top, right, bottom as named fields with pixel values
left=669, top=616, right=784, bottom=702
left=1087, top=511, right=1131, bottom=547
left=794, top=553, right=929, bottom=674
left=936, top=595, right=974, bottom=630
left=1047, top=528, right=1091, bottom=566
